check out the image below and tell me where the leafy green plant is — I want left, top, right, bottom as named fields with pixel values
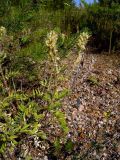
left=0, top=28, right=69, bottom=158
left=0, top=92, right=46, bottom=153
left=45, top=30, right=69, bottom=133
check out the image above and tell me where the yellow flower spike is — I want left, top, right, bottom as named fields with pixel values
left=45, top=30, right=61, bottom=74
left=0, top=26, right=6, bottom=39
left=77, top=31, right=90, bottom=52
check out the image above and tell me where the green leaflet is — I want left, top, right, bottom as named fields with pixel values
left=54, top=89, right=69, bottom=100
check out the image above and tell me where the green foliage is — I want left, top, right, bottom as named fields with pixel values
left=54, top=138, right=62, bottom=151
left=0, top=0, right=120, bottom=53
left=65, top=139, right=74, bottom=153
left=20, top=42, right=47, bottom=60
left=54, top=110, right=69, bottom=134
left=87, top=2, right=120, bottom=52
left=39, top=0, right=74, bottom=10
left=58, top=33, right=79, bottom=56
left=0, top=28, right=69, bottom=157
left=98, top=0, right=120, bottom=7
left=87, top=75, right=99, bottom=85
left=0, top=91, right=46, bottom=153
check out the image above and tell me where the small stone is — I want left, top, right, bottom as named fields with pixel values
left=72, top=108, right=78, bottom=119
left=76, top=98, right=81, bottom=108
left=78, top=105, right=84, bottom=112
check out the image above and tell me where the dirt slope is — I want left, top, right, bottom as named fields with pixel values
left=62, top=52, right=120, bottom=159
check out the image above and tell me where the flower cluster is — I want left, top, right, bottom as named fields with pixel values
left=46, top=30, right=60, bottom=74
left=73, top=32, right=90, bottom=69
left=77, top=32, right=90, bottom=52
left=0, top=26, right=6, bottom=40
left=46, top=30, right=58, bottom=51
left=0, top=26, right=7, bottom=62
